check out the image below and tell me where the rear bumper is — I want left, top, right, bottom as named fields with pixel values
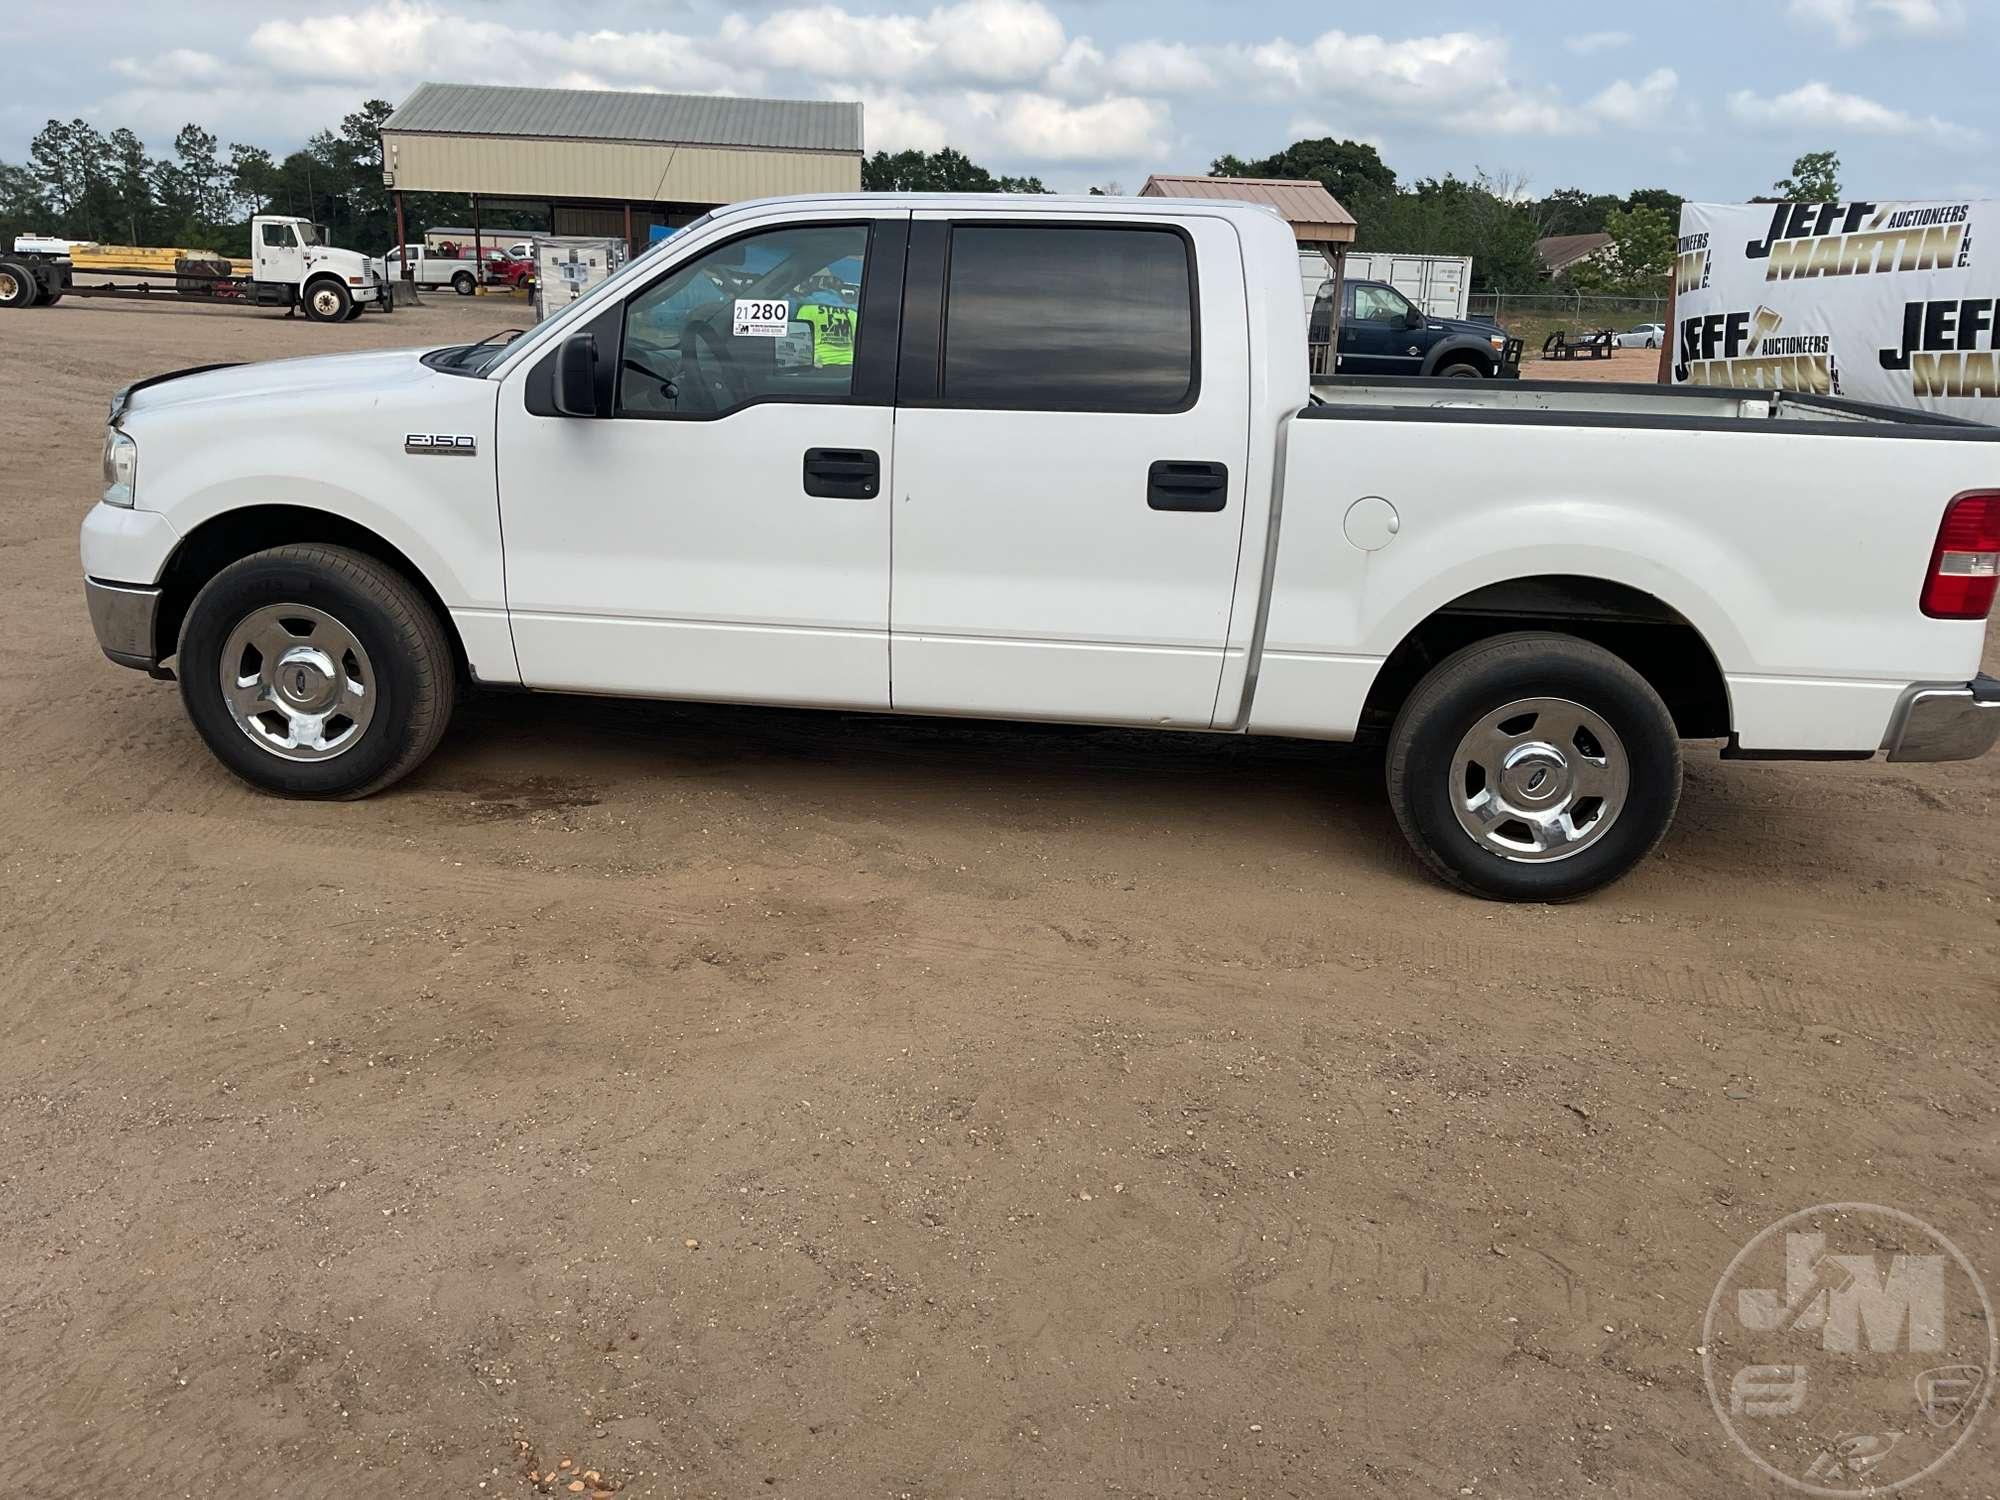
left=85, top=578, right=163, bottom=671
left=1882, top=674, right=2000, bottom=762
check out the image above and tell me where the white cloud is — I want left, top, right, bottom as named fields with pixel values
left=1786, top=0, right=1965, bottom=45
left=1727, top=80, right=1977, bottom=143
left=724, top=0, right=1066, bottom=86
left=1586, top=68, right=1679, bottom=129
left=1226, top=29, right=1506, bottom=113
left=1565, top=31, right=1633, bottom=55
left=971, top=92, right=1169, bottom=160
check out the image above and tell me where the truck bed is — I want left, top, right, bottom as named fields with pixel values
left=1306, top=376, right=2000, bottom=438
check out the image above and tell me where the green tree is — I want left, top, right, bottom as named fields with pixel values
left=28, top=118, right=113, bottom=239
left=1534, top=186, right=1623, bottom=237
left=155, top=124, right=230, bottom=242
left=1210, top=137, right=1396, bottom=207
left=1355, top=172, right=1545, bottom=293
left=104, top=128, right=158, bottom=246
left=861, top=147, right=1047, bottom=193
left=0, top=161, right=50, bottom=247
left=1773, top=150, right=1841, bottom=202
left=1623, top=186, right=1684, bottom=225
left=1562, top=202, right=1675, bottom=295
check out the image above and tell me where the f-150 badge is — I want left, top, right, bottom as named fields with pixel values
left=405, top=434, right=477, bottom=455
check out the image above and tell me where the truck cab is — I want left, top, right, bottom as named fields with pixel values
left=249, top=215, right=380, bottom=320
left=1314, top=277, right=1520, bottom=378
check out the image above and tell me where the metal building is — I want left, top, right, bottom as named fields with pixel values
left=379, top=82, right=865, bottom=257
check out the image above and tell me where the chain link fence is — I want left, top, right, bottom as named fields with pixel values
left=1466, top=293, right=1669, bottom=354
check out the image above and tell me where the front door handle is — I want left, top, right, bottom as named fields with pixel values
left=803, top=447, right=879, bottom=499
left=1147, top=459, right=1229, bottom=513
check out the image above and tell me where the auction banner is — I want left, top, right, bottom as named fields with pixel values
left=1671, top=199, right=1997, bottom=419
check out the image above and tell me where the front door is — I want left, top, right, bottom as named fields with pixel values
left=1338, top=283, right=1426, bottom=376
left=254, top=221, right=305, bottom=286
left=888, top=213, right=1251, bottom=727
left=496, top=212, right=907, bottom=709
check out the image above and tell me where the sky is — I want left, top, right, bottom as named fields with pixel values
left=2, top=0, right=1994, bottom=202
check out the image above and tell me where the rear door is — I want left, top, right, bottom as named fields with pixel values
left=888, top=212, right=1251, bottom=726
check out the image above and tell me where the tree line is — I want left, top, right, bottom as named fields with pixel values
left=3, top=96, right=1834, bottom=301
left=0, top=101, right=496, bottom=259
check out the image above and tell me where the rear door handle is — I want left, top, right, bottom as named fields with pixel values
left=803, top=447, right=879, bottom=499
left=1147, top=460, right=1229, bottom=513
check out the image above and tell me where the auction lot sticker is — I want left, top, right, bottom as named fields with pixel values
left=1703, top=1202, right=1995, bottom=1493
left=733, top=298, right=790, bottom=337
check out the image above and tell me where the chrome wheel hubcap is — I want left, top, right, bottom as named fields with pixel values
left=220, top=603, right=374, bottom=761
left=313, top=289, right=340, bottom=317
left=1450, top=696, right=1627, bottom=862
left=0, top=270, right=18, bottom=301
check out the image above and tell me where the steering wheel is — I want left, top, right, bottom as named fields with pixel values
left=689, top=321, right=751, bottom=410
left=620, top=352, right=679, bottom=408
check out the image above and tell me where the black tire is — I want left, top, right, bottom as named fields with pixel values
left=1386, top=632, right=1682, bottom=901
left=1436, top=359, right=1484, bottom=378
left=452, top=271, right=476, bottom=296
left=0, top=260, right=38, bottom=308
left=343, top=301, right=367, bottom=322
left=1645, top=337, right=1659, bottom=350
left=177, top=545, right=455, bottom=798
left=301, top=277, right=352, bottom=323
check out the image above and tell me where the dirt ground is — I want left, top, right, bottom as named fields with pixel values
left=1530, top=347, right=1670, bottom=383
left=2, top=292, right=1996, bottom=1499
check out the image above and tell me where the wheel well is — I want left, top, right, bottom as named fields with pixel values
left=1358, top=576, right=1731, bottom=740
left=1431, top=349, right=1491, bottom=375
left=153, top=506, right=468, bottom=681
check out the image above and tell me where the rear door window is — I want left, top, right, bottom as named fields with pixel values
left=939, top=225, right=1196, bottom=412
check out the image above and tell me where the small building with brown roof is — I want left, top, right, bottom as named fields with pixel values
left=1535, top=232, right=1615, bottom=278
left=1140, top=175, right=1358, bottom=356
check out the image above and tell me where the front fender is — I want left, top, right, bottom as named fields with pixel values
left=1419, top=336, right=1496, bottom=376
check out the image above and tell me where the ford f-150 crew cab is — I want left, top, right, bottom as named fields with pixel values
left=79, top=194, right=2000, bottom=900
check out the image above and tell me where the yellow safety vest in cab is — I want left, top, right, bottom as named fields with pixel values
left=795, top=301, right=856, bottom=368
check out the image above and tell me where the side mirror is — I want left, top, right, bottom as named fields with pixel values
left=555, top=333, right=602, bottom=417
left=1403, top=308, right=1425, bottom=330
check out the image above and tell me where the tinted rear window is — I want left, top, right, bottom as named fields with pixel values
left=941, top=226, right=1196, bottom=412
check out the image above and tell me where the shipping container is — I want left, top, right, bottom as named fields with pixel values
left=1297, top=250, right=1471, bottom=320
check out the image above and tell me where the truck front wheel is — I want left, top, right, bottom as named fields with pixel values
left=177, top=545, right=456, bottom=798
left=302, top=278, right=352, bottom=323
left=1386, top=633, right=1681, bottom=901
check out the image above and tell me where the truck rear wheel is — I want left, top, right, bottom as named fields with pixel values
left=302, top=278, right=352, bottom=323
left=1385, top=632, right=1681, bottom=901
left=452, top=270, right=476, bottom=295
left=0, top=261, right=38, bottom=308
left=177, top=545, right=455, bottom=798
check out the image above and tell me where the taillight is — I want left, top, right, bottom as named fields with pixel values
left=1921, top=491, right=2000, bottom=620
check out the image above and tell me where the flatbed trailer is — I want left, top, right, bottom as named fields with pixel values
left=1, top=215, right=388, bottom=323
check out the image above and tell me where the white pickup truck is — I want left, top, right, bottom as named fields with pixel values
left=371, top=243, right=483, bottom=296
left=79, top=194, right=2000, bottom=899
